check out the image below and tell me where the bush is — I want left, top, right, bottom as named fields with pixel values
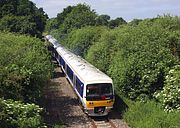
left=0, top=0, right=47, bottom=38
left=108, top=17, right=179, bottom=100
left=0, top=32, right=52, bottom=102
left=0, top=98, right=47, bottom=128
left=61, top=26, right=107, bottom=57
left=85, top=30, right=116, bottom=73
left=155, top=65, right=180, bottom=112
left=123, top=101, right=180, bottom=128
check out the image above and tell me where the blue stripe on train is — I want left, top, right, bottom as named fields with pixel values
left=52, top=49, right=84, bottom=98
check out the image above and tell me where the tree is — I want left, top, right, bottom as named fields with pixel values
left=0, top=0, right=48, bottom=38
left=109, top=17, right=127, bottom=28
left=129, top=19, right=143, bottom=26
left=59, top=4, right=97, bottom=34
left=57, top=5, right=74, bottom=26
left=95, top=14, right=110, bottom=26
left=45, top=18, right=58, bottom=33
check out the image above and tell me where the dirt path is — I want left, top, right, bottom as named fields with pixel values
left=42, top=61, right=129, bottom=128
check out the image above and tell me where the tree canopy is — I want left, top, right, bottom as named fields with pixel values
left=58, top=4, right=97, bottom=34
left=109, top=17, right=127, bottom=28
left=0, top=0, right=48, bottom=38
left=95, top=14, right=110, bottom=26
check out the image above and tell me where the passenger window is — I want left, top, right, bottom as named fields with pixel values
left=76, top=79, right=81, bottom=93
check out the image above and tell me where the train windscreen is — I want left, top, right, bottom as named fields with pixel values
left=86, top=83, right=113, bottom=101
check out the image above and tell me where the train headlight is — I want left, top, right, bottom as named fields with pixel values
left=107, top=100, right=113, bottom=103
left=89, top=102, right=94, bottom=105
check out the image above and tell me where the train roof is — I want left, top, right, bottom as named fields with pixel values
left=46, top=35, right=112, bottom=85
left=45, top=35, right=52, bottom=40
left=46, top=35, right=61, bottom=49
left=56, top=46, right=112, bottom=84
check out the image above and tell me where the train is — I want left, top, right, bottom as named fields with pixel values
left=45, top=35, right=115, bottom=116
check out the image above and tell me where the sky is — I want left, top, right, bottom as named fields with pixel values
left=31, top=0, right=180, bottom=21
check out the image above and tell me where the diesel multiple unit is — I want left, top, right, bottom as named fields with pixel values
left=45, top=35, right=115, bottom=116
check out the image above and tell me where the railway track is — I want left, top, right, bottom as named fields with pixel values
left=90, top=116, right=117, bottom=128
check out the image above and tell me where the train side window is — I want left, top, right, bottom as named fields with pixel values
left=76, top=78, right=83, bottom=97
left=60, top=57, right=63, bottom=65
left=58, top=55, right=61, bottom=62
left=61, top=59, right=65, bottom=69
left=67, top=66, right=73, bottom=81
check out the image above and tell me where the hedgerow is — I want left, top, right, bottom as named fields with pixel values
left=0, top=32, right=52, bottom=127
left=85, top=30, right=116, bottom=73
left=61, top=26, right=108, bottom=57
left=109, top=18, right=179, bottom=100
left=0, top=32, right=52, bottom=102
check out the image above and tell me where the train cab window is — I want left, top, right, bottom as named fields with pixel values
left=101, top=84, right=112, bottom=95
left=86, top=83, right=113, bottom=100
left=86, top=85, right=98, bottom=96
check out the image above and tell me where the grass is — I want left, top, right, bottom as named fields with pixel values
left=123, top=100, right=180, bottom=128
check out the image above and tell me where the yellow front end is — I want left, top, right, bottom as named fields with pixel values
left=84, top=99, right=114, bottom=116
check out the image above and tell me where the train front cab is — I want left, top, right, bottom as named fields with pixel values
left=83, top=83, right=114, bottom=116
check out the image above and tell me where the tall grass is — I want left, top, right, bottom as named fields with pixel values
left=123, top=101, right=180, bottom=128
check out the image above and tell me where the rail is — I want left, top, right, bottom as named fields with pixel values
left=90, top=116, right=117, bottom=128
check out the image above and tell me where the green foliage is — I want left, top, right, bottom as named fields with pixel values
left=56, top=6, right=74, bottom=26
left=155, top=65, right=180, bottom=112
left=108, top=17, right=179, bottom=100
left=0, top=0, right=47, bottom=38
left=45, top=18, right=58, bottom=33
left=61, top=4, right=97, bottom=31
left=0, top=15, right=37, bottom=36
left=57, top=4, right=97, bottom=39
left=129, top=19, right=143, bottom=26
left=62, top=26, right=107, bottom=57
left=95, top=14, right=110, bottom=26
left=109, top=17, right=127, bottom=28
left=0, top=98, right=47, bottom=128
left=85, top=30, right=116, bottom=73
left=0, top=32, right=52, bottom=102
left=123, top=101, right=180, bottom=128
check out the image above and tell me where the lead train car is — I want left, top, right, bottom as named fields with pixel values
left=46, top=35, right=115, bottom=116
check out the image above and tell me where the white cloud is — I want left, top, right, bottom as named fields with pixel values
left=31, top=0, right=180, bottom=21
